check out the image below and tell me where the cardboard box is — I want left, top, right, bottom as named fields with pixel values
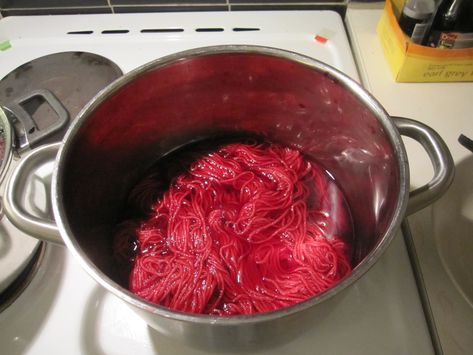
left=377, top=0, right=473, bottom=82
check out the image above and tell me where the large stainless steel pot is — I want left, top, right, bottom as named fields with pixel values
left=2, top=46, right=454, bottom=351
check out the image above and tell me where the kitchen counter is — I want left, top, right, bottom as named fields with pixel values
left=346, top=4, right=473, bottom=355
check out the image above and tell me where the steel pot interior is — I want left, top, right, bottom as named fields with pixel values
left=53, top=46, right=407, bottom=326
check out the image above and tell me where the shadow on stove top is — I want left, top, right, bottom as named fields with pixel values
left=0, top=244, right=65, bottom=355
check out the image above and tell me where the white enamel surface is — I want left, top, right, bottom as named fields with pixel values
left=346, top=5, right=473, bottom=355
left=0, top=10, right=433, bottom=354
left=0, top=11, right=358, bottom=79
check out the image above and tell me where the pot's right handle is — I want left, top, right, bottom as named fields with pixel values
left=393, top=117, right=454, bottom=216
left=3, top=142, right=64, bottom=245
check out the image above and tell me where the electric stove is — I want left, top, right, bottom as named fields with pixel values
left=0, top=11, right=435, bottom=354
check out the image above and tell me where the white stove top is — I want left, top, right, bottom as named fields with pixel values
left=0, top=11, right=434, bottom=354
left=0, top=11, right=358, bottom=77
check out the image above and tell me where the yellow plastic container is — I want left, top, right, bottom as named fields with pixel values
left=377, top=0, right=473, bottom=82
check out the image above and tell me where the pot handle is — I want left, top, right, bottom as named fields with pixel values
left=4, top=89, right=69, bottom=153
left=2, top=142, right=64, bottom=245
left=393, top=117, right=454, bottom=216
left=2, top=118, right=454, bottom=242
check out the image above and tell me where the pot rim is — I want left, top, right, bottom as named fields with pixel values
left=51, top=45, right=409, bottom=325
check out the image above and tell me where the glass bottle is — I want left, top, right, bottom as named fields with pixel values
left=431, top=0, right=465, bottom=32
left=399, top=0, right=437, bottom=43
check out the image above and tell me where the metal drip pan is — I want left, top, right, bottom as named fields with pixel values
left=0, top=51, right=122, bottom=297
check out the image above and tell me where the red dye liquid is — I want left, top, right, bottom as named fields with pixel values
left=113, top=139, right=353, bottom=316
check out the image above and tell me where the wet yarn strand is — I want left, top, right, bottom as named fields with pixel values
left=114, top=142, right=353, bottom=316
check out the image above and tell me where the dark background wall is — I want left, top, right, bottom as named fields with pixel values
left=0, top=0, right=348, bottom=16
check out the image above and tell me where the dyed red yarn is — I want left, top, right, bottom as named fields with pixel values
left=115, top=142, right=352, bottom=315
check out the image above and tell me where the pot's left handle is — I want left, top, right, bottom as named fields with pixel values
left=3, top=142, right=64, bottom=245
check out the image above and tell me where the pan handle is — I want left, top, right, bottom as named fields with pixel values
left=393, top=117, right=454, bottom=215
left=2, top=142, right=64, bottom=245
left=4, top=89, right=69, bottom=153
